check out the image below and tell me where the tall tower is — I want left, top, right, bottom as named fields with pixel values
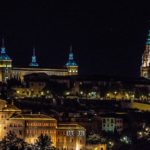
left=29, top=48, right=39, bottom=67
left=141, top=30, right=150, bottom=79
left=65, top=46, right=78, bottom=75
left=0, top=39, right=12, bottom=82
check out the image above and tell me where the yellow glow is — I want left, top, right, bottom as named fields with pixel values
left=76, top=142, right=79, bottom=150
left=107, top=93, right=110, bottom=97
left=16, top=90, right=20, bottom=94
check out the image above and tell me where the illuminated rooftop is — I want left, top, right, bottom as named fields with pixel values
left=65, top=46, right=78, bottom=67
left=57, top=123, right=85, bottom=130
left=2, top=104, right=21, bottom=112
left=0, top=99, right=7, bottom=110
left=0, top=39, right=11, bottom=61
left=0, top=100, right=21, bottom=112
left=12, top=67, right=67, bottom=72
left=10, top=113, right=57, bottom=121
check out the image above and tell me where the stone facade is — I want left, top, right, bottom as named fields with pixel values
left=0, top=100, right=86, bottom=149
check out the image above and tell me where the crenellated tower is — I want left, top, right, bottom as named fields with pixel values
left=141, top=30, right=150, bottom=79
left=65, top=46, right=78, bottom=75
left=29, top=48, right=39, bottom=67
left=0, top=39, right=12, bottom=82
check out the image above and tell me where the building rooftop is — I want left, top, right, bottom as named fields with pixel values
left=2, top=104, right=21, bottom=112
left=57, top=123, right=85, bottom=130
left=100, top=113, right=126, bottom=118
left=10, top=113, right=57, bottom=121
left=0, top=39, right=11, bottom=61
left=12, top=67, right=67, bottom=72
left=0, top=46, right=11, bottom=61
left=0, top=99, right=7, bottom=110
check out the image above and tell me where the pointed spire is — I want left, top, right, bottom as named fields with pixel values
left=65, top=45, right=77, bottom=66
left=146, top=30, right=150, bottom=45
left=29, top=47, right=39, bottom=67
left=1, top=38, right=6, bottom=54
left=33, top=47, right=35, bottom=56
left=70, top=45, right=73, bottom=53
left=2, top=38, right=4, bottom=47
left=69, top=45, right=74, bottom=61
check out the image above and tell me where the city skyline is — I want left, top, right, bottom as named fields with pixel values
left=0, top=1, right=150, bottom=77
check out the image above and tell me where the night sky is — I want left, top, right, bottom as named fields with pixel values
left=0, top=1, right=150, bottom=77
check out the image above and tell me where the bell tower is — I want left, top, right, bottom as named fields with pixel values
left=0, top=39, right=12, bottom=82
left=65, top=46, right=78, bottom=75
left=141, top=30, right=150, bottom=79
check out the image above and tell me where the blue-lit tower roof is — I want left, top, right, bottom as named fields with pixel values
left=65, top=46, right=77, bottom=67
left=0, top=38, right=11, bottom=61
left=146, top=30, right=150, bottom=45
left=0, top=38, right=12, bottom=82
left=29, top=48, right=39, bottom=67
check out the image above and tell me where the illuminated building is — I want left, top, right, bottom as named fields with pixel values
left=9, top=114, right=57, bottom=145
left=65, top=45, right=78, bottom=75
left=101, top=114, right=123, bottom=133
left=141, top=30, right=150, bottom=78
left=0, top=42, right=78, bottom=82
left=0, top=100, right=86, bottom=149
left=56, top=124, right=86, bottom=150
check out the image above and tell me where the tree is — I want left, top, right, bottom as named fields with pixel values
left=0, top=131, right=26, bottom=150
left=34, top=134, right=55, bottom=150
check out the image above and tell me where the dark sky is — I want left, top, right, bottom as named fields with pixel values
left=0, top=0, right=150, bottom=77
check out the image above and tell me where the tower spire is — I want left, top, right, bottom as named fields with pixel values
left=0, top=38, right=12, bottom=82
left=65, top=45, right=78, bottom=75
left=1, top=38, right=6, bottom=54
left=70, top=45, right=73, bottom=53
left=68, top=45, right=74, bottom=61
left=146, top=30, right=150, bottom=45
left=29, top=47, right=39, bottom=67
left=2, top=38, right=4, bottom=47
left=141, top=29, right=150, bottom=78
left=33, top=47, right=35, bottom=56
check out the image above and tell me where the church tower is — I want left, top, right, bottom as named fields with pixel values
left=65, top=46, right=78, bottom=75
left=0, top=39, right=12, bottom=82
left=29, top=48, right=39, bottom=67
left=141, top=30, right=150, bottom=79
